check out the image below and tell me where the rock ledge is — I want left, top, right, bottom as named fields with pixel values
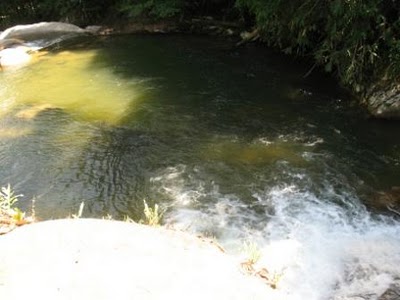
left=0, top=219, right=271, bottom=300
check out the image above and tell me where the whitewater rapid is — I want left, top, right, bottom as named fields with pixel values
left=151, top=163, right=400, bottom=300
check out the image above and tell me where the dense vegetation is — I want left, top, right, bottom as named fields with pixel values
left=236, top=0, right=400, bottom=94
left=1, top=0, right=399, bottom=95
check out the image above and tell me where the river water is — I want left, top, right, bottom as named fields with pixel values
left=1, top=34, right=400, bottom=299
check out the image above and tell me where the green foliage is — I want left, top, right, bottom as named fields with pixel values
left=236, top=0, right=400, bottom=93
left=0, top=184, right=22, bottom=214
left=315, top=0, right=387, bottom=92
left=118, top=0, right=184, bottom=19
left=0, top=0, right=116, bottom=26
left=0, top=0, right=237, bottom=26
left=388, top=39, right=400, bottom=80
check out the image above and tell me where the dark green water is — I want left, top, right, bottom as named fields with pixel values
left=1, top=34, right=400, bottom=298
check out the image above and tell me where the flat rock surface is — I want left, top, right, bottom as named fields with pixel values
left=0, top=219, right=270, bottom=299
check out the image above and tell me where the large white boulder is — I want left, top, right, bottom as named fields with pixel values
left=0, top=219, right=272, bottom=300
left=0, top=22, right=87, bottom=41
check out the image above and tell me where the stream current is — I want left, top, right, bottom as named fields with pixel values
left=1, top=34, right=400, bottom=299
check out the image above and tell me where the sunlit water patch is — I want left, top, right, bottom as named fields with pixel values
left=0, top=49, right=149, bottom=124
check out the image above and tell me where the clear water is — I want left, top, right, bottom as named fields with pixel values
left=1, top=34, right=400, bottom=299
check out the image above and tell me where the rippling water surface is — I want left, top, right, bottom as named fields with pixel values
left=1, top=34, right=400, bottom=299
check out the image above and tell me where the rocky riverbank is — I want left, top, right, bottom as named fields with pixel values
left=364, top=84, right=400, bottom=119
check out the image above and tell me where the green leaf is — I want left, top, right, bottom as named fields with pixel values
left=325, top=61, right=332, bottom=72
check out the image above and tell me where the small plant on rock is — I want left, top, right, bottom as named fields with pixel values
left=243, top=241, right=261, bottom=265
left=0, top=184, right=22, bottom=214
left=124, top=215, right=135, bottom=223
left=71, top=202, right=85, bottom=219
left=141, top=199, right=163, bottom=226
left=0, top=184, right=33, bottom=232
left=240, top=240, right=283, bottom=289
left=240, top=241, right=261, bottom=274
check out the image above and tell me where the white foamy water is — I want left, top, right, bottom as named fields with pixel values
left=151, top=165, right=400, bottom=300
left=255, top=186, right=400, bottom=300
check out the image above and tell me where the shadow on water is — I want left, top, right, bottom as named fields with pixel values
left=90, top=34, right=400, bottom=189
left=89, top=35, right=343, bottom=146
left=91, top=34, right=369, bottom=145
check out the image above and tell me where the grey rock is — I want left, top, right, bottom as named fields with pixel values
left=85, top=25, right=103, bottom=34
left=378, top=283, right=400, bottom=300
left=0, top=22, right=91, bottom=52
left=0, top=22, right=87, bottom=41
left=0, top=38, right=25, bottom=50
left=365, top=85, right=400, bottom=119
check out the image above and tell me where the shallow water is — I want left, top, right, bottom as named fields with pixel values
left=1, top=34, right=400, bottom=299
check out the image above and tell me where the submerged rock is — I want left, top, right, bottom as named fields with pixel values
left=0, top=127, right=32, bottom=138
left=15, top=104, right=58, bottom=120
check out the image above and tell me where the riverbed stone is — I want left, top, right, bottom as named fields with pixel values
left=0, top=219, right=271, bottom=300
